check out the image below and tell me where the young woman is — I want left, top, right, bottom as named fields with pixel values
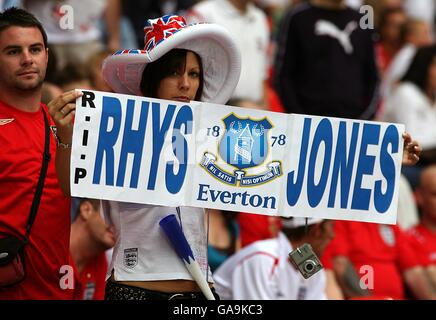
left=47, top=15, right=420, bottom=301
left=383, top=45, right=436, bottom=188
left=99, top=15, right=241, bottom=300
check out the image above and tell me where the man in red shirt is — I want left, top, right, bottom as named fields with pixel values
left=0, top=7, right=80, bottom=299
left=70, top=199, right=115, bottom=300
left=327, top=220, right=435, bottom=299
left=407, top=165, right=436, bottom=290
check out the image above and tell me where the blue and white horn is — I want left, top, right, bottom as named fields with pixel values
left=159, top=214, right=215, bottom=300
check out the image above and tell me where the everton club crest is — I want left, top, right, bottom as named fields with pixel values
left=200, top=114, right=282, bottom=186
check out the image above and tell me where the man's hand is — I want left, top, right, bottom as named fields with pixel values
left=47, top=90, right=83, bottom=144
left=402, top=132, right=421, bottom=166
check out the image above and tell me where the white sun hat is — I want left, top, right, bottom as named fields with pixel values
left=281, top=217, right=324, bottom=229
left=102, top=15, right=241, bottom=104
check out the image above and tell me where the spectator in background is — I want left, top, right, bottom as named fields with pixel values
left=407, top=165, right=436, bottom=291
left=55, top=63, right=92, bottom=92
left=327, top=220, right=436, bottom=299
left=41, top=44, right=62, bottom=104
left=0, top=7, right=73, bottom=299
left=87, top=49, right=114, bottom=92
left=70, top=199, right=115, bottom=300
left=383, top=45, right=436, bottom=189
left=213, top=217, right=335, bottom=299
left=374, top=7, right=407, bottom=78
left=207, top=209, right=240, bottom=273
left=187, top=0, right=270, bottom=107
left=380, top=18, right=432, bottom=102
left=123, top=0, right=196, bottom=48
left=403, top=0, right=435, bottom=38
left=364, top=0, right=403, bottom=29
left=273, top=0, right=379, bottom=120
left=237, top=212, right=281, bottom=248
left=23, top=0, right=121, bottom=70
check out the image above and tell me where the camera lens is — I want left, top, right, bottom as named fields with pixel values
left=303, top=260, right=316, bottom=273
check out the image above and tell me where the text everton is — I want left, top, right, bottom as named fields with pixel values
left=197, top=184, right=277, bottom=209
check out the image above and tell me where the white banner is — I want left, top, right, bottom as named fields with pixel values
left=71, top=90, right=405, bottom=224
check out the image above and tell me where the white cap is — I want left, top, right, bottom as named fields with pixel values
left=281, top=217, right=324, bottom=229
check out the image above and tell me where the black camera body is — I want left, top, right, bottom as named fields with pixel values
left=288, top=243, right=323, bottom=279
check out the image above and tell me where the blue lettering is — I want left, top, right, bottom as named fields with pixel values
left=351, top=124, right=380, bottom=210
left=374, top=125, right=398, bottom=213
left=165, top=105, right=192, bottom=194
left=147, top=103, right=176, bottom=190
left=116, top=100, right=149, bottom=188
left=307, top=119, right=333, bottom=207
left=287, top=118, right=311, bottom=206
left=196, top=184, right=276, bottom=209
left=328, top=122, right=359, bottom=208
left=263, top=196, right=276, bottom=209
left=249, top=195, right=262, bottom=207
left=220, top=191, right=232, bottom=204
left=197, top=184, right=209, bottom=201
left=93, top=96, right=122, bottom=186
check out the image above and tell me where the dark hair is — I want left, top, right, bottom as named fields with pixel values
left=72, top=198, right=100, bottom=222
left=401, top=45, right=436, bottom=92
left=140, top=49, right=203, bottom=100
left=378, top=7, right=405, bottom=30
left=0, top=7, right=48, bottom=48
left=399, top=19, right=424, bottom=44
left=55, top=63, right=89, bottom=87
left=282, top=220, right=329, bottom=242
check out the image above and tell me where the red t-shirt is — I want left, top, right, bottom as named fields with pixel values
left=407, top=223, right=436, bottom=266
left=238, top=212, right=282, bottom=248
left=72, top=252, right=108, bottom=300
left=326, top=220, right=420, bottom=300
left=0, top=102, right=72, bottom=299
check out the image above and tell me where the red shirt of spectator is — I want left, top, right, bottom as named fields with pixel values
left=0, top=102, right=72, bottom=299
left=72, top=252, right=108, bottom=300
left=238, top=213, right=282, bottom=248
left=407, top=223, right=436, bottom=266
left=326, top=220, right=420, bottom=299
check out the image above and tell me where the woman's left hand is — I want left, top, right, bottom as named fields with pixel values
left=402, top=132, right=421, bottom=166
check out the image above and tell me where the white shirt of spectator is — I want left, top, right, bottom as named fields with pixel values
left=213, top=232, right=327, bottom=300
left=381, top=44, right=417, bottom=101
left=187, top=0, right=270, bottom=104
left=25, top=0, right=106, bottom=44
left=383, top=82, right=436, bottom=150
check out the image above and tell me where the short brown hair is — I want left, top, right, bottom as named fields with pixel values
left=0, top=7, right=48, bottom=48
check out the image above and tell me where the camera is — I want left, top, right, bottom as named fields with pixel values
left=288, top=243, right=323, bottom=279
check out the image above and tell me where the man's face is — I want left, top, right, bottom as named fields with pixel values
left=87, top=209, right=116, bottom=251
left=417, top=168, right=436, bottom=223
left=311, top=220, right=335, bottom=257
left=0, top=26, right=48, bottom=91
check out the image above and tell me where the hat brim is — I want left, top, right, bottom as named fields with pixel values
left=281, top=217, right=324, bottom=229
left=102, top=23, right=241, bottom=104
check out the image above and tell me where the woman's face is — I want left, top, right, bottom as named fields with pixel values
left=157, top=51, right=201, bottom=102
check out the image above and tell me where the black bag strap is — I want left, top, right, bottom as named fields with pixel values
left=23, top=107, right=51, bottom=244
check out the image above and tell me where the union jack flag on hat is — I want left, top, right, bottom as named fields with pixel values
left=102, top=14, right=241, bottom=104
left=144, top=15, right=187, bottom=52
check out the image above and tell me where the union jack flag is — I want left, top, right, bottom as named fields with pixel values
left=113, top=49, right=146, bottom=56
left=143, top=15, right=187, bottom=52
